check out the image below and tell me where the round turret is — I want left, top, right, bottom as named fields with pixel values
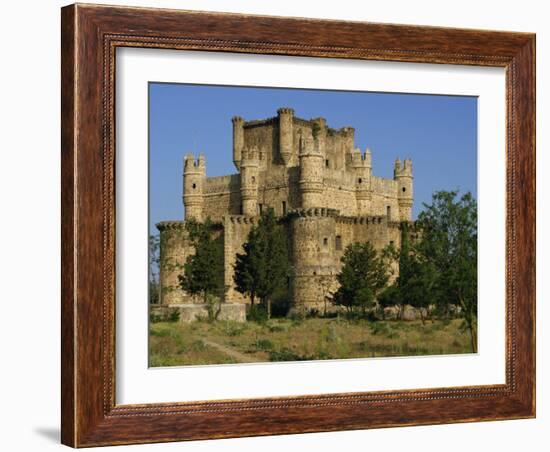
left=240, top=147, right=259, bottom=216
left=277, top=107, right=294, bottom=166
left=394, top=158, right=413, bottom=221
left=183, top=153, right=205, bottom=221
left=232, top=116, right=244, bottom=171
left=353, top=148, right=372, bottom=214
left=298, top=131, right=324, bottom=208
left=289, top=209, right=338, bottom=314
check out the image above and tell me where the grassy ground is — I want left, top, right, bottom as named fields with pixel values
left=149, top=317, right=472, bottom=367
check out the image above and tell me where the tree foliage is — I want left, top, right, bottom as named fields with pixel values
left=178, top=218, right=225, bottom=320
left=417, top=190, right=478, bottom=350
left=376, top=191, right=477, bottom=346
left=333, top=242, right=390, bottom=315
left=233, top=209, right=290, bottom=317
left=148, top=234, right=160, bottom=304
left=388, top=222, right=439, bottom=322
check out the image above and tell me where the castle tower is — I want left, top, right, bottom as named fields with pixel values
left=299, top=131, right=324, bottom=208
left=240, top=147, right=259, bottom=216
left=311, top=117, right=327, bottom=157
left=232, top=116, right=244, bottom=170
left=353, top=147, right=372, bottom=214
left=157, top=222, right=193, bottom=305
left=183, top=154, right=205, bottom=221
left=289, top=209, right=339, bottom=314
left=278, top=107, right=294, bottom=166
left=394, top=158, right=414, bottom=221
left=341, top=127, right=355, bottom=156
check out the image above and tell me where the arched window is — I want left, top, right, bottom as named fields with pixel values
left=387, top=206, right=391, bottom=218
left=358, top=178, right=363, bottom=184
left=402, top=187, right=406, bottom=192
left=192, top=183, right=196, bottom=189
left=335, top=235, right=342, bottom=250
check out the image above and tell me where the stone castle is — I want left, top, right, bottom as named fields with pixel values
left=157, top=107, right=413, bottom=314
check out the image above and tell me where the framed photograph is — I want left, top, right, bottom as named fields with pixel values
left=61, top=3, right=535, bottom=447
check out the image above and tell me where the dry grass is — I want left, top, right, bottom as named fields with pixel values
left=149, top=317, right=472, bottom=367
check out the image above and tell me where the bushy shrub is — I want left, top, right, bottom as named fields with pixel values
left=247, top=305, right=268, bottom=323
left=268, top=348, right=332, bottom=362
left=289, top=311, right=305, bottom=325
left=255, top=338, right=274, bottom=350
left=168, top=308, right=180, bottom=322
left=149, top=313, right=163, bottom=323
left=222, top=322, right=246, bottom=337
left=369, top=322, right=399, bottom=338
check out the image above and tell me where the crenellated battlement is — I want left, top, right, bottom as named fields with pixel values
left=335, top=215, right=386, bottom=225
left=183, top=153, right=205, bottom=172
left=223, top=215, right=258, bottom=224
left=394, top=158, right=413, bottom=177
left=287, top=207, right=340, bottom=218
left=350, top=148, right=372, bottom=168
left=156, top=220, right=186, bottom=231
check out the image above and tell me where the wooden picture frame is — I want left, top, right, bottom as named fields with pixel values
left=61, top=3, right=535, bottom=447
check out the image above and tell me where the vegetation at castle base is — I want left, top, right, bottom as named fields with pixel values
left=233, top=208, right=290, bottom=318
left=417, top=190, right=478, bottom=352
left=151, top=189, right=478, bottom=363
left=378, top=222, right=439, bottom=324
left=332, top=242, right=390, bottom=315
left=148, top=317, right=472, bottom=367
left=178, top=218, right=225, bottom=321
left=148, top=234, right=161, bottom=305
left=379, top=190, right=478, bottom=351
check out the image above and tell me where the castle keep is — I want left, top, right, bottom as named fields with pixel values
left=157, top=108, right=413, bottom=313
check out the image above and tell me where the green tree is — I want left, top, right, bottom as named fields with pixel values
left=233, top=209, right=289, bottom=318
left=417, top=190, right=478, bottom=351
left=377, top=283, right=401, bottom=319
left=333, top=242, right=390, bottom=316
left=148, top=234, right=160, bottom=304
left=401, top=255, right=439, bottom=324
left=233, top=226, right=262, bottom=307
left=395, top=223, right=413, bottom=319
left=178, top=218, right=225, bottom=321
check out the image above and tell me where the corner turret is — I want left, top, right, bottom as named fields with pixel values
left=183, top=153, right=206, bottom=221
left=232, top=116, right=244, bottom=170
left=394, top=158, right=413, bottom=221
left=340, top=126, right=355, bottom=156
left=240, top=147, right=260, bottom=216
left=278, top=107, right=294, bottom=166
left=352, top=147, right=372, bottom=214
left=299, top=130, right=324, bottom=208
left=311, top=117, right=327, bottom=157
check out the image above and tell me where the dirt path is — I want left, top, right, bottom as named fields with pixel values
left=202, top=339, right=261, bottom=363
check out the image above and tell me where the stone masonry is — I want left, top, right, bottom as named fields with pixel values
left=157, top=108, right=413, bottom=313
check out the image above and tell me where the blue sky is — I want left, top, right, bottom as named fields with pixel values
left=149, top=83, right=477, bottom=231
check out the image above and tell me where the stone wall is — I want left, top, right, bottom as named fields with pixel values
left=157, top=221, right=198, bottom=305
left=151, top=303, right=246, bottom=323
left=157, top=221, right=224, bottom=305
